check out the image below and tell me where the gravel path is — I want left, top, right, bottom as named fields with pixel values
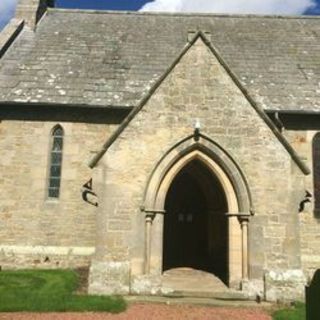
left=0, top=303, right=272, bottom=320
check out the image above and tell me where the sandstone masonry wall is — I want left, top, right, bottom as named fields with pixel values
left=284, top=130, right=320, bottom=280
left=90, top=38, right=306, bottom=298
left=0, top=119, right=115, bottom=269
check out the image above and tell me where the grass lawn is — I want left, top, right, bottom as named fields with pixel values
left=272, top=302, right=305, bottom=320
left=0, top=269, right=126, bottom=313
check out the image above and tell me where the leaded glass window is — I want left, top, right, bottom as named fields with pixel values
left=48, top=125, right=64, bottom=198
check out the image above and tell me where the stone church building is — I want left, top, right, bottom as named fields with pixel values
left=0, top=0, right=320, bottom=301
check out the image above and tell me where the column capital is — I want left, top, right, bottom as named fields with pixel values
left=225, top=212, right=251, bottom=224
left=226, top=212, right=251, bottom=217
left=141, top=206, right=166, bottom=215
left=238, top=215, right=250, bottom=224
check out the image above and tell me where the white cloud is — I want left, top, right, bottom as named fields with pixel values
left=0, top=0, right=18, bottom=29
left=140, top=0, right=316, bottom=15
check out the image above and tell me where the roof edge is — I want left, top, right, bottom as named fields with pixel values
left=0, top=101, right=133, bottom=110
left=89, top=31, right=310, bottom=175
left=201, top=35, right=310, bottom=175
left=266, top=109, right=320, bottom=115
left=0, top=19, right=24, bottom=60
left=48, top=7, right=320, bottom=19
left=15, top=0, right=50, bottom=30
left=88, top=32, right=205, bottom=168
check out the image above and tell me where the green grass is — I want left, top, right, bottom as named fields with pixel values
left=273, top=302, right=305, bottom=320
left=0, top=269, right=126, bottom=313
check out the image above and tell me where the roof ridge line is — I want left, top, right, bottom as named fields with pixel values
left=47, top=8, right=320, bottom=20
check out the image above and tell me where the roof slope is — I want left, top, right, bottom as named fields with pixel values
left=88, top=32, right=310, bottom=174
left=0, top=9, right=319, bottom=110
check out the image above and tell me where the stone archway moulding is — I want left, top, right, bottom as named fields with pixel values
left=141, top=134, right=253, bottom=287
left=143, top=134, right=252, bottom=214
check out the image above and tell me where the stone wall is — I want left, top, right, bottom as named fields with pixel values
left=0, top=118, right=115, bottom=269
left=284, top=130, right=320, bottom=281
left=264, top=270, right=306, bottom=302
left=89, top=37, right=306, bottom=299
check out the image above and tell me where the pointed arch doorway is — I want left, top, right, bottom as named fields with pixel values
left=163, top=159, right=228, bottom=283
left=143, top=136, right=252, bottom=288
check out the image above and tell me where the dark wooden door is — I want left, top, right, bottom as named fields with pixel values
left=163, top=171, right=208, bottom=270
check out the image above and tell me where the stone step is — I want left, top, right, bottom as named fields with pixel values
left=161, top=289, right=249, bottom=300
left=161, top=268, right=249, bottom=301
left=125, top=295, right=270, bottom=308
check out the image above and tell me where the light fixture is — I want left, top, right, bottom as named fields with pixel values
left=194, top=118, right=201, bottom=141
left=194, top=118, right=201, bottom=130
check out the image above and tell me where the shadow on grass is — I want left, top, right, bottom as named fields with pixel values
left=0, top=270, right=126, bottom=313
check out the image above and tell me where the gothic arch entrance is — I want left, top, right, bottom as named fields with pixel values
left=142, top=135, right=252, bottom=288
left=163, top=159, right=228, bottom=283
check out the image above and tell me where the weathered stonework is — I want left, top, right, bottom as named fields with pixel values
left=264, top=270, right=307, bottom=302
left=0, top=119, right=116, bottom=269
left=241, top=279, right=264, bottom=300
left=130, top=275, right=163, bottom=295
left=0, top=245, right=94, bottom=270
left=15, top=0, right=49, bottom=29
left=88, top=37, right=306, bottom=301
left=88, top=261, right=130, bottom=295
left=1, top=6, right=319, bottom=303
left=284, top=130, right=320, bottom=281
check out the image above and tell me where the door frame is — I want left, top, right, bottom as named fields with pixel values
left=162, top=159, right=228, bottom=277
left=142, top=135, right=252, bottom=287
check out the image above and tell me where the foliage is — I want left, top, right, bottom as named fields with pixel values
left=0, top=270, right=126, bottom=313
left=273, top=302, right=305, bottom=320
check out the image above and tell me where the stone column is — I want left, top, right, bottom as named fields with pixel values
left=238, top=216, right=249, bottom=280
left=142, top=208, right=165, bottom=275
left=144, top=212, right=155, bottom=274
left=226, top=212, right=251, bottom=285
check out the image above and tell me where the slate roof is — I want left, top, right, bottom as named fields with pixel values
left=0, top=9, right=320, bottom=111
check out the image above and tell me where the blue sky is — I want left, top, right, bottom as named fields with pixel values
left=55, top=0, right=148, bottom=11
left=1, top=0, right=320, bottom=30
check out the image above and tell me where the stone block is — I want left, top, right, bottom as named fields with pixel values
left=264, top=269, right=306, bottom=302
left=131, top=274, right=162, bottom=295
left=88, top=260, right=130, bottom=295
left=241, top=279, right=264, bottom=300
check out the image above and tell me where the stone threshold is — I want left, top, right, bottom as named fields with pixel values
left=124, top=295, right=272, bottom=308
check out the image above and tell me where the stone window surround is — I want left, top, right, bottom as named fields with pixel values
left=47, top=124, right=64, bottom=199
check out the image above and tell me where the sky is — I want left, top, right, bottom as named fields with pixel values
left=1, top=0, right=320, bottom=30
